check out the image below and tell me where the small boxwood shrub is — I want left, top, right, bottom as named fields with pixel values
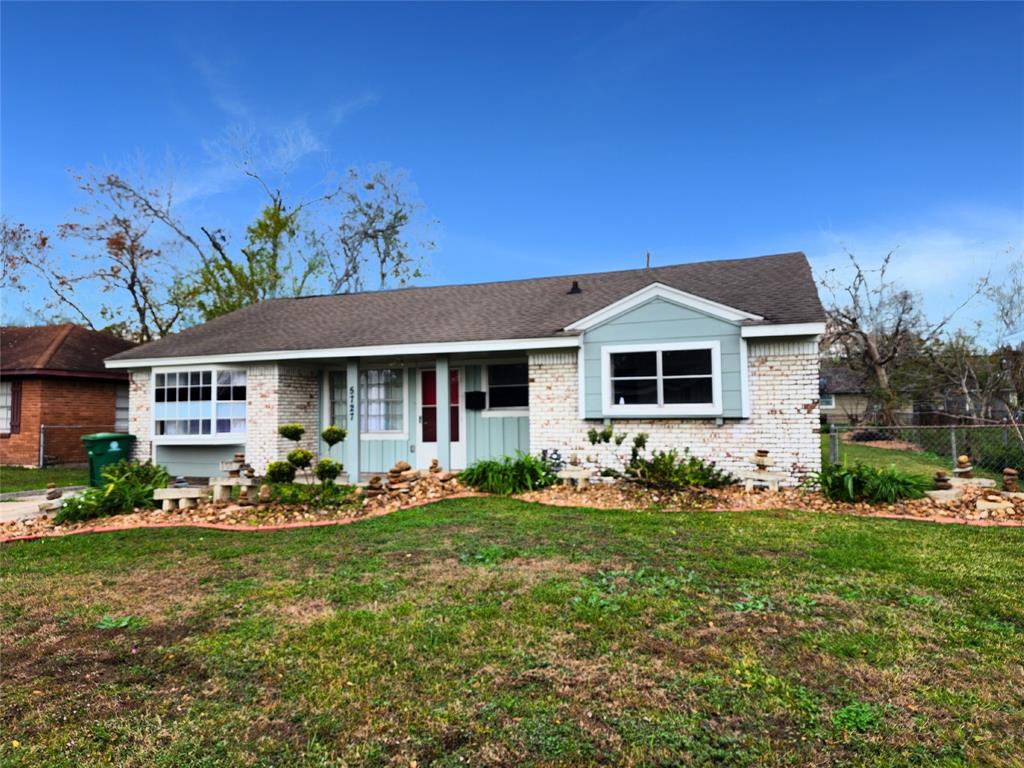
left=278, top=423, right=306, bottom=442
left=626, top=448, right=734, bottom=490
left=287, top=448, right=313, bottom=470
left=460, top=452, right=557, bottom=495
left=315, top=458, right=342, bottom=484
left=265, top=461, right=296, bottom=483
left=321, top=425, right=347, bottom=448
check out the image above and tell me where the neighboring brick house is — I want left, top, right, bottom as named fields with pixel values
left=1, top=325, right=136, bottom=466
left=106, top=252, right=826, bottom=486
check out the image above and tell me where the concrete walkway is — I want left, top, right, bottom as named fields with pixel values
left=0, top=495, right=50, bottom=523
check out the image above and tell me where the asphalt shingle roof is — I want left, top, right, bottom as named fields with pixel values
left=2, top=324, right=136, bottom=375
left=109, top=252, right=825, bottom=363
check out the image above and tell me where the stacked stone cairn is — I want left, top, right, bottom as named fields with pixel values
left=362, top=459, right=459, bottom=505
left=933, top=471, right=952, bottom=491
left=1003, top=468, right=1020, bottom=493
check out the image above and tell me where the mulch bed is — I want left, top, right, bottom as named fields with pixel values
left=517, top=481, right=1024, bottom=527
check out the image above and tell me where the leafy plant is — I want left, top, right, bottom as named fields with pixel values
left=269, top=482, right=355, bottom=509
left=629, top=433, right=649, bottom=465
left=587, top=425, right=614, bottom=445
left=287, top=448, right=314, bottom=470
left=278, top=423, right=306, bottom=442
left=95, top=615, right=144, bottom=631
left=265, top=461, right=297, bottom=484
left=832, top=701, right=884, bottom=734
left=459, top=452, right=557, bottom=495
left=809, top=460, right=929, bottom=504
left=626, top=448, right=734, bottom=490
left=54, top=461, right=169, bottom=525
left=321, top=425, right=347, bottom=448
left=314, top=458, right=342, bottom=484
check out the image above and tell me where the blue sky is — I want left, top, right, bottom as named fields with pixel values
left=2, top=2, right=1022, bottom=330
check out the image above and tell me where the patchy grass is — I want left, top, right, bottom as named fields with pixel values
left=2, top=497, right=1023, bottom=766
left=0, top=465, right=89, bottom=494
left=820, top=433, right=953, bottom=477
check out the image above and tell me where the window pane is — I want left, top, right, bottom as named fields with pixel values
left=422, top=406, right=437, bottom=442
left=155, top=373, right=165, bottom=387
left=611, top=352, right=656, bottom=378
left=216, top=419, right=231, bottom=433
left=217, top=386, right=231, bottom=400
left=329, top=371, right=347, bottom=427
left=201, top=419, right=211, bottom=434
left=165, top=373, right=177, bottom=386
left=360, top=368, right=404, bottom=432
left=202, top=371, right=211, bottom=385
left=166, top=388, right=177, bottom=403
left=199, top=386, right=211, bottom=401
left=190, top=372, right=200, bottom=385
left=231, top=386, right=246, bottom=401
left=612, top=379, right=658, bottom=405
left=217, top=371, right=231, bottom=386
left=450, top=406, right=460, bottom=442
left=488, top=363, right=527, bottom=387
left=663, top=377, right=713, bottom=404
left=155, top=388, right=165, bottom=403
left=489, top=385, right=528, bottom=408
left=178, top=386, right=188, bottom=402
left=663, top=349, right=712, bottom=376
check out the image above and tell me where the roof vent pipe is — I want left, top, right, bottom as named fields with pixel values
left=567, top=280, right=582, bottom=295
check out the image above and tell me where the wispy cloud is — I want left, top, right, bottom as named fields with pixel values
left=328, top=93, right=379, bottom=127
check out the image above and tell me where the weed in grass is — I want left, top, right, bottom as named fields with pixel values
left=94, top=615, right=144, bottom=631
left=832, top=701, right=885, bottom=734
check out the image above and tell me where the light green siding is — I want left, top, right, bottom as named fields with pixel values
left=582, top=297, right=744, bottom=418
left=464, top=366, right=530, bottom=462
left=154, top=443, right=245, bottom=479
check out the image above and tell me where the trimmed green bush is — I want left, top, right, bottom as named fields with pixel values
left=321, top=425, right=347, bottom=448
left=287, top=448, right=314, bottom=470
left=270, top=482, right=355, bottom=509
left=315, top=458, right=343, bottom=484
left=626, top=448, right=734, bottom=490
left=265, top=461, right=297, bottom=484
left=460, top=452, right=557, bottom=495
left=278, top=423, right=306, bottom=442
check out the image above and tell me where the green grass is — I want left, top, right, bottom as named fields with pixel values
left=0, top=465, right=89, bottom=494
left=3, top=498, right=1023, bottom=766
left=820, top=433, right=1006, bottom=480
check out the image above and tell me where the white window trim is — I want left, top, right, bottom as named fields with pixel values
left=819, top=393, right=836, bottom=409
left=600, top=341, right=722, bottom=417
left=481, top=362, right=530, bottom=418
left=150, top=364, right=248, bottom=445
left=359, top=367, right=408, bottom=440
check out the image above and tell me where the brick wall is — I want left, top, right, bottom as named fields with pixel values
left=245, top=364, right=320, bottom=473
left=128, top=370, right=152, bottom=463
left=1, top=376, right=125, bottom=466
left=528, top=340, right=821, bottom=486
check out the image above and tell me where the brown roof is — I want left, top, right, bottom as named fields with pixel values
left=1, top=324, right=136, bottom=378
left=110, top=252, right=825, bottom=363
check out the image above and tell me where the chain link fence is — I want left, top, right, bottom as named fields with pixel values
left=826, top=423, right=1024, bottom=475
left=39, top=424, right=120, bottom=467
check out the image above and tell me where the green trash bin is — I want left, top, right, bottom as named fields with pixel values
left=82, top=433, right=136, bottom=487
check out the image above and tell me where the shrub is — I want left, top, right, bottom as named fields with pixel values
left=460, top=452, right=557, bottom=495
left=270, top=482, right=355, bottom=509
left=278, top=423, right=306, bottom=442
left=809, top=460, right=929, bottom=504
left=850, top=429, right=894, bottom=442
left=54, top=460, right=168, bottom=525
left=321, top=425, right=347, bottom=448
left=287, top=448, right=314, bottom=470
left=626, top=448, right=734, bottom=490
left=315, top=458, right=342, bottom=484
left=265, top=461, right=297, bottom=483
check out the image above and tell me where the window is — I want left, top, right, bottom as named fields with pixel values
left=487, top=363, right=529, bottom=410
left=115, top=384, right=129, bottom=432
left=0, top=381, right=12, bottom=433
left=329, top=371, right=348, bottom=427
left=603, top=342, right=720, bottom=415
left=153, top=369, right=245, bottom=437
left=360, top=368, right=404, bottom=433
left=819, top=393, right=835, bottom=409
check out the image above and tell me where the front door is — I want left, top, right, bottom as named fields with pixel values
left=417, top=368, right=465, bottom=470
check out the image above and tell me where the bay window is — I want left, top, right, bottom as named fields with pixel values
left=154, top=369, right=246, bottom=437
left=360, top=368, right=404, bottom=433
left=602, top=342, right=721, bottom=416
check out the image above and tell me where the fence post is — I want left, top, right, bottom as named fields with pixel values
left=949, top=426, right=957, bottom=470
left=829, top=424, right=839, bottom=465
left=38, top=424, right=45, bottom=468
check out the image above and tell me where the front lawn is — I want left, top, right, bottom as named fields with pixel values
left=0, top=465, right=89, bottom=494
left=3, top=498, right=1022, bottom=766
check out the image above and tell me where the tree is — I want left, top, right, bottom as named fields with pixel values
left=820, top=249, right=984, bottom=424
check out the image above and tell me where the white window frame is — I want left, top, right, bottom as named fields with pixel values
left=0, top=380, right=12, bottom=434
left=151, top=364, right=248, bottom=445
left=482, top=361, right=530, bottom=418
left=819, top=393, right=836, bottom=409
left=359, top=367, right=408, bottom=440
left=600, top=341, right=722, bottom=417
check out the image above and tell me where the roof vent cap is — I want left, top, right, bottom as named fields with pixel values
left=567, top=280, right=582, bottom=295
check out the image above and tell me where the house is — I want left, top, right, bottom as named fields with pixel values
left=105, top=252, right=826, bottom=485
left=1, top=324, right=136, bottom=466
left=818, top=362, right=874, bottom=425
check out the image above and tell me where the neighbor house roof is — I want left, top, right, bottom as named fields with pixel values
left=109, top=252, right=825, bottom=363
left=1, top=324, right=135, bottom=379
left=820, top=362, right=870, bottom=395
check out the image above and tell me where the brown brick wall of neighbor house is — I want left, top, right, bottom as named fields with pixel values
left=0, top=378, right=42, bottom=466
left=0, top=377, right=121, bottom=466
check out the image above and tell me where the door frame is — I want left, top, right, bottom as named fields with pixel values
left=415, top=366, right=466, bottom=470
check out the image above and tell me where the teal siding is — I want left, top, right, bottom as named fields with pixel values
left=464, top=365, right=530, bottom=462
left=154, top=444, right=244, bottom=479
left=582, top=297, right=744, bottom=418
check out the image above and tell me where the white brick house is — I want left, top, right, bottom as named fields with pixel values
left=108, top=252, right=825, bottom=485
